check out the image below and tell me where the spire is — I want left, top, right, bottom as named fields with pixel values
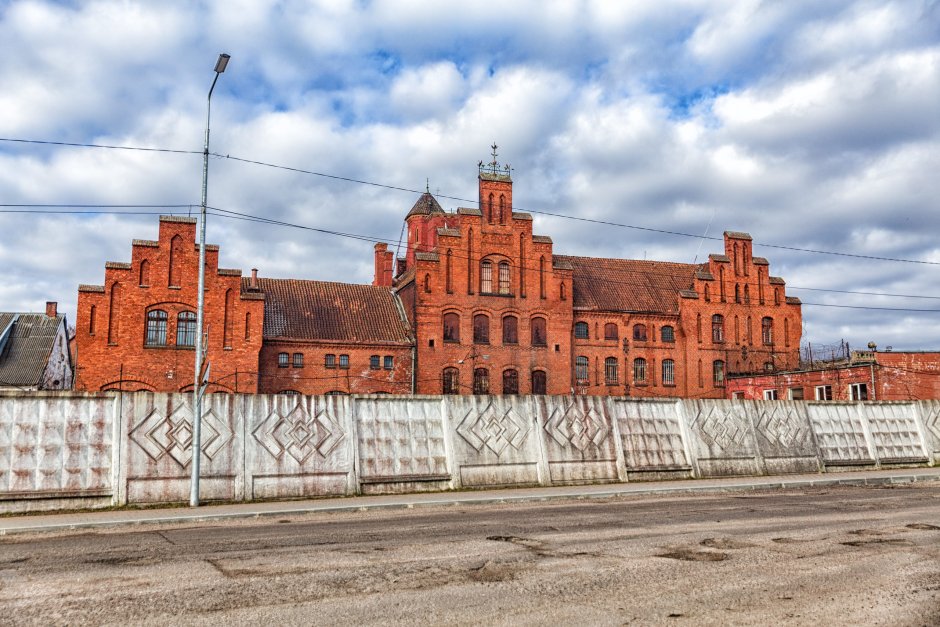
left=478, top=143, right=512, bottom=181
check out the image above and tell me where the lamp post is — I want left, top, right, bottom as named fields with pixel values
left=191, top=52, right=230, bottom=508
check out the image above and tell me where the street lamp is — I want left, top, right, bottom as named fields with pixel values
left=191, top=52, right=230, bottom=508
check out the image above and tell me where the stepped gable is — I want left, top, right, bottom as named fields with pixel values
left=554, top=255, right=697, bottom=314
left=246, top=278, right=412, bottom=344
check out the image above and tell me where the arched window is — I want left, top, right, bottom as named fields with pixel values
left=502, top=315, right=518, bottom=344
left=531, top=316, right=547, bottom=346
left=89, top=304, right=97, bottom=335
left=604, top=323, right=618, bottom=340
left=473, top=314, right=490, bottom=344
left=139, top=259, right=150, bottom=287
left=632, top=324, right=647, bottom=341
left=661, top=325, right=675, bottom=342
left=743, top=284, right=750, bottom=304
left=278, top=352, right=289, bottom=368
left=467, top=229, right=474, bottom=294
left=762, top=317, right=774, bottom=344
left=107, top=282, right=121, bottom=344
left=539, top=255, right=546, bottom=299
left=662, top=359, right=675, bottom=385
left=774, top=288, right=780, bottom=305
left=560, top=282, right=566, bottom=300
left=443, top=312, right=460, bottom=342
left=223, top=288, right=233, bottom=348
left=531, top=370, right=547, bottom=395
left=575, top=356, right=589, bottom=383
left=712, top=314, right=724, bottom=343
left=747, top=315, right=753, bottom=345
left=633, top=358, right=647, bottom=383
left=498, top=261, right=511, bottom=294
left=758, top=268, right=765, bottom=304
left=499, top=194, right=506, bottom=223
left=424, top=274, right=431, bottom=293
left=145, top=309, right=167, bottom=346
left=169, top=235, right=183, bottom=288
left=473, top=368, right=489, bottom=395
left=574, top=321, right=589, bottom=339
left=245, top=312, right=251, bottom=341
left=735, top=284, right=741, bottom=303
left=502, top=369, right=519, bottom=394
left=719, top=266, right=726, bottom=302
left=480, top=260, right=493, bottom=293
left=604, top=357, right=618, bottom=384
left=784, top=318, right=790, bottom=347
left=176, top=311, right=196, bottom=347
left=713, top=360, right=725, bottom=386
left=696, top=313, right=702, bottom=343
left=443, top=368, right=460, bottom=395
left=519, top=234, right=525, bottom=297
left=446, top=249, right=453, bottom=294
left=488, top=193, right=495, bottom=223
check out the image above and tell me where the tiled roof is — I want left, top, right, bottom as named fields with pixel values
left=415, top=252, right=439, bottom=262
left=160, top=215, right=196, bottom=224
left=552, top=258, right=574, bottom=271
left=437, top=227, right=460, bottom=237
left=133, top=239, right=159, bottom=247
left=79, top=284, right=105, bottom=293
left=709, top=254, right=731, bottom=263
left=724, top=231, right=752, bottom=241
left=679, top=289, right=699, bottom=299
left=532, top=235, right=553, bottom=244
left=457, top=207, right=482, bottom=216
left=512, top=212, right=533, bottom=221
left=0, top=313, right=64, bottom=388
left=769, top=276, right=786, bottom=285
left=406, top=192, right=445, bottom=218
left=105, top=261, right=131, bottom=270
left=695, top=269, right=715, bottom=280
left=555, top=255, right=697, bottom=314
left=752, top=257, right=769, bottom=266
left=786, top=296, right=802, bottom=305
left=218, top=268, right=242, bottom=276
left=248, top=278, right=412, bottom=344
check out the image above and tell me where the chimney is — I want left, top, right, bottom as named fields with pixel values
left=373, top=243, right=393, bottom=287
left=250, top=268, right=258, bottom=290
left=45, top=301, right=57, bottom=318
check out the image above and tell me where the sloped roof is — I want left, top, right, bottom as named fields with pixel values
left=0, top=313, right=64, bottom=387
left=247, top=278, right=412, bottom=344
left=406, top=192, right=445, bottom=218
left=554, top=255, right=697, bottom=314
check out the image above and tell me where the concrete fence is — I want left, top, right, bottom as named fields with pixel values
left=1, top=391, right=938, bottom=512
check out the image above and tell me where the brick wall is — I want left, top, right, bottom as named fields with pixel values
left=75, top=216, right=264, bottom=393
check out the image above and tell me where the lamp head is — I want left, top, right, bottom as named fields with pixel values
left=214, top=53, right=231, bottom=73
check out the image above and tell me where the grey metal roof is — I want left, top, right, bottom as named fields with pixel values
left=0, top=313, right=64, bottom=388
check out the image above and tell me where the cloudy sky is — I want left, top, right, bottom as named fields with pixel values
left=1, top=0, right=938, bottom=353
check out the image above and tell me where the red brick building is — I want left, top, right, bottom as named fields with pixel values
left=727, top=350, right=940, bottom=401
left=76, top=150, right=802, bottom=398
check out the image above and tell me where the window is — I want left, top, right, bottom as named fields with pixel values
left=278, top=352, right=289, bottom=368
left=502, top=369, right=519, bottom=394
left=245, top=312, right=251, bottom=341
left=633, top=324, right=647, bottom=341
left=168, top=235, right=183, bottom=288
left=713, top=360, right=725, bottom=387
left=633, top=358, right=647, bottom=383
left=473, top=368, right=489, bottom=395
left=575, top=356, right=589, bottom=383
left=539, top=256, right=546, bottom=299
left=605, top=357, right=618, bottom=385
left=604, top=323, right=618, bottom=340
left=446, top=250, right=453, bottom=293
left=704, top=284, right=710, bottom=301
left=370, top=355, right=380, bottom=369
left=662, top=359, right=675, bottom=386
left=661, top=325, right=675, bottom=343
left=712, top=314, right=724, bottom=343
left=473, top=314, right=490, bottom=344
left=139, top=259, right=150, bottom=287
left=531, top=316, right=547, bottom=346
left=788, top=387, right=804, bottom=400
left=145, top=310, right=167, bottom=346
left=325, top=354, right=336, bottom=369
left=502, top=315, right=518, bottom=344
left=480, top=260, right=493, bottom=293
left=764, top=362, right=774, bottom=372
left=498, top=261, right=511, bottom=294
left=850, top=383, right=868, bottom=401
left=574, top=321, right=589, bottom=339
left=762, top=317, right=774, bottom=345
left=560, top=282, right=566, bottom=300
left=89, top=304, right=97, bottom=335
left=763, top=389, right=779, bottom=400
left=176, top=311, right=196, bottom=347
left=443, top=312, right=460, bottom=342
left=423, top=274, right=431, bottom=293
left=279, top=390, right=300, bottom=396
left=443, top=368, right=459, bottom=395
left=532, top=370, right=547, bottom=395
left=383, top=356, right=394, bottom=370
left=293, top=353, right=304, bottom=368
left=735, top=284, right=741, bottom=303
left=815, top=385, right=833, bottom=401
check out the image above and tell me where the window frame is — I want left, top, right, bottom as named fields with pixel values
left=383, top=355, right=394, bottom=370
left=814, top=385, right=833, bottom=401
left=849, top=383, right=868, bottom=401
left=480, top=260, right=493, bottom=294
left=325, top=354, right=336, bottom=369
left=604, top=323, right=618, bottom=340
left=531, top=370, right=547, bottom=395
left=502, top=369, right=519, bottom=394
left=531, top=316, right=547, bottom=347
left=632, top=324, right=647, bottom=341
left=176, top=311, right=196, bottom=347
left=497, top=261, right=511, bottom=295
left=292, top=352, right=304, bottom=368
left=712, top=314, right=724, bottom=343
left=662, top=359, right=675, bottom=386
left=473, top=313, right=490, bottom=344
left=473, top=368, right=489, bottom=395
left=574, top=321, right=589, bottom=339
left=502, top=315, right=518, bottom=345
left=633, top=357, right=647, bottom=384
left=763, top=389, right=779, bottom=400
left=713, top=360, right=725, bottom=387
left=762, top=317, right=774, bottom=345
left=278, top=352, right=289, bottom=368
left=661, top=325, right=675, bottom=343
left=575, top=356, right=589, bottom=383
left=145, top=309, right=168, bottom=346
left=442, top=367, right=459, bottom=395
left=369, top=355, right=380, bottom=370
left=604, top=357, right=619, bottom=385
left=443, top=312, right=460, bottom=343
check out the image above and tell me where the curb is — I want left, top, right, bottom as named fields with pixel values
left=2, top=471, right=937, bottom=536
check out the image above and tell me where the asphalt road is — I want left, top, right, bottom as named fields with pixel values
left=2, top=484, right=940, bottom=626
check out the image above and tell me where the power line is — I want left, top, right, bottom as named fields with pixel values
left=3, top=136, right=936, bottom=267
